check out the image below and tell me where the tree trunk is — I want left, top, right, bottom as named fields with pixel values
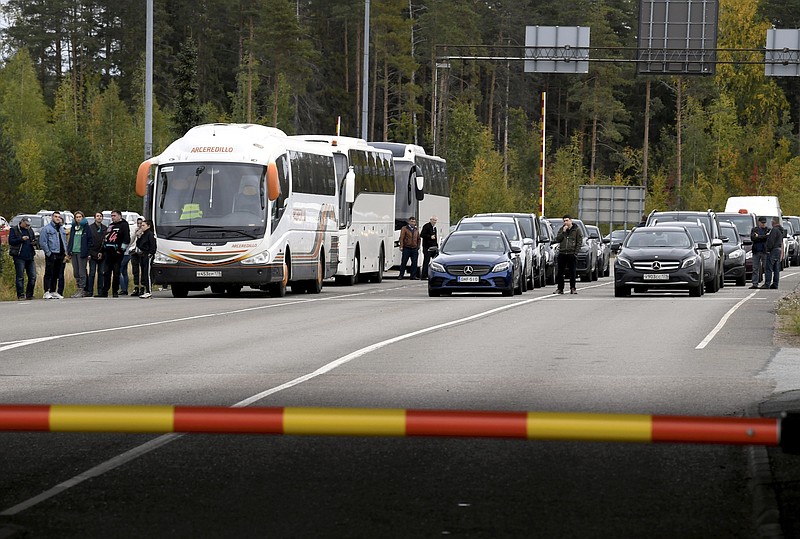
left=383, top=54, right=389, bottom=140
left=487, top=67, right=495, bottom=141
left=247, top=19, right=254, bottom=123
left=643, top=79, right=650, bottom=190
left=356, top=22, right=362, bottom=136
left=370, top=45, right=378, bottom=140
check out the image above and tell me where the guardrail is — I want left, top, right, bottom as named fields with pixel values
left=2, top=405, right=798, bottom=451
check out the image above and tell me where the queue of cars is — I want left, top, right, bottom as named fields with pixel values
left=427, top=213, right=612, bottom=297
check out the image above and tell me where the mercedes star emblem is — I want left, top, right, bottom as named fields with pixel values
left=652, top=261, right=661, bottom=270
left=463, top=266, right=474, bottom=275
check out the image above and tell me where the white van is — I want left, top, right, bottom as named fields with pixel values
left=724, top=196, right=782, bottom=221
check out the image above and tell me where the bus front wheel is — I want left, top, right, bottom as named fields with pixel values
left=171, top=285, right=189, bottom=298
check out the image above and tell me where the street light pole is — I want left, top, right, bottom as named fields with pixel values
left=145, top=0, right=153, bottom=160
left=361, top=0, right=370, bottom=140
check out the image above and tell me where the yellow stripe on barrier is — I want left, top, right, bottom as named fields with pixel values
left=284, top=407, right=405, bottom=437
left=50, top=405, right=175, bottom=433
left=527, top=412, right=652, bottom=442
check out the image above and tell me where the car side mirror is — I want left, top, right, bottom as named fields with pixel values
left=711, top=238, right=723, bottom=247
left=523, top=238, right=534, bottom=246
left=722, top=237, right=729, bottom=243
left=697, top=242, right=709, bottom=250
left=511, top=245, right=522, bottom=254
left=602, top=237, right=610, bottom=244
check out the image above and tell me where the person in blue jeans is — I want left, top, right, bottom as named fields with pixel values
left=763, top=216, right=785, bottom=289
left=749, top=216, right=769, bottom=289
left=8, top=217, right=37, bottom=300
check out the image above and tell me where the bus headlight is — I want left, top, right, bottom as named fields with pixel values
left=241, top=250, right=270, bottom=265
left=153, top=251, right=178, bottom=265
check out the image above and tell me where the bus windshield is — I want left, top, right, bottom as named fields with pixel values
left=155, top=162, right=268, bottom=239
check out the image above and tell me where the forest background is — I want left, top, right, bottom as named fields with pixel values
left=0, top=0, right=799, bottom=228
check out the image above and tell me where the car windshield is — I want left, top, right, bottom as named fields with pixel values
left=719, top=214, right=755, bottom=236
left=442, top=234, right=506, bottom=254
left=611, top=230, right=628, bottom=240
left=457, top=221, right=519, bottom=241
left=653, top=213, right=713, bottom=236
left=625, top=230, right=692, bottom=248
left=155, top=162, right=268, bottom=239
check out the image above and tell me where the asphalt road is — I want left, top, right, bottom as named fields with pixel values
left=1, top=268, right=799, bottom=538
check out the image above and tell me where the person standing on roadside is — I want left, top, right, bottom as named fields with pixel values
left=397, top=216, right=421, bottom=280
left=129, top=217, right=145, bottom=296
left=100, top=210, right=130, bottom=298
left=85, top=212, right=107, bottom=297
left=41, top=211, right=67, bottom=299
left=553, top=214, right=583, bottom=295
left=763, top=216, right=785, bottom=290
left=136, top=219, right=157, bottom=299
left=65, top=211, right=92, bottom=297
left=749, top=216, right=769, bottom=289
left=8, top=216, right=36, bottom=300
left=420, top=216, right=438, bottom=280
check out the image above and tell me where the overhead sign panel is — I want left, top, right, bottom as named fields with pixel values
left=579, top=185, right=645, bottom=227
left=637, top=0, right=719, bottom=75
left=765, top=29, right=800, bottom=77
left=524, top=26, right=590, bottom=74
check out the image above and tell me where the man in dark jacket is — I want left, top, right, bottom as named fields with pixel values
left=763, top=216, right=785, bottom=289
left=100, top=210, right=130, bottom=298
left=398, top=217, right=421, bottom=280
left=85, top=212, right=107, bottom=296
left=420, top=216, right=438, bottom=280
left=553, top=214, right=583, bottom=295
left=749, top=216, right=769, bottom=289
left=9, top=217, right=37, bottom=300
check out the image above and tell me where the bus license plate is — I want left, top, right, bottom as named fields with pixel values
left=458, top=276, right=479, bottom=283
left=197, top=271, right=222, bottom=278
left=643, top=273, right=668, bottom=280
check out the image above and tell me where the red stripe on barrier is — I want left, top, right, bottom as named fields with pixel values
left=174, top=407, right=284, bottom=434
left=652, top=416, right=780, bottom=445
left=406, top=410, right=528, bottom=438
left=0, top=405, right=51, bottom=431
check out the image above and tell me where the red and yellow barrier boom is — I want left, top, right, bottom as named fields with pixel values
left=1, top=405, right=796, bottom=449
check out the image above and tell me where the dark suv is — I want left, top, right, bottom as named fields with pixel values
left=646, top=210, right=724, bottom=292
left=717, top=212, right=756, bottom=278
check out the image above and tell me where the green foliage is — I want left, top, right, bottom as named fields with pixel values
left=544, top=135, right=585, bottom=217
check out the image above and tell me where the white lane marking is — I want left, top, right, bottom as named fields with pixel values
left=0, top=289, right=556, bottom=516
left=0, top=292, right=374, bottom=354
left=695, top=292, right=757, bottom=349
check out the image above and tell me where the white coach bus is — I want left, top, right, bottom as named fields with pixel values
left=369, top=142, right=449, bottom=267
left=135, top=123, right=346, bottom=298
left=292, top=136, right=395, bottom=285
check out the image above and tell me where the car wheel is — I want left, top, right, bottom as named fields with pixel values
left=520, top=268, right=528, bottom=293
left=614, top=284, right=630, bottom=297
left=736, top=274, right=746, bottom=286
left=689, top=282, right=703, bottom=297
left=514, top=273, right=523, bottom=295
left=428, top=288, right=440, bottom=297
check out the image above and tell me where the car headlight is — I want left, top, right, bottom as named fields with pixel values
left=681, top=255, right=700, bottom=268
left=430, top=261, right=445, bottom=273
left=727, top=249, right=743, bottom=260
left=745, top=251, right=752, bottom=260
left=492, top=261, right=511, bottom=272
left=153, top=251, right=178, bottom=265
left=241, top=250, right=270, bottom=265
left=616, top=256, right=631, bottom=269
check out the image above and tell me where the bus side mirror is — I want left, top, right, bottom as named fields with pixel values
left=136, top=160, right=152, bottom=197
left=267, top=162, right=280, bottom=201
left=415, top=174, right=424, bottom=201
left=345, top=167, right=355, bottom=204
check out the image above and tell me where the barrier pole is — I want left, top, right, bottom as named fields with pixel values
left=0, top=405, right=793, bottom=449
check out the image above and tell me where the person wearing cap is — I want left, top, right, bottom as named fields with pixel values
left=8, top=216, right=37, bottom=300
left=749, top=216, right=769, bottom=289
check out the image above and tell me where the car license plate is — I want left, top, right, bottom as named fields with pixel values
left=196, top=271, right=222, bottom=278
left=643, top=273, right=668, bottom=280
left=458, top=276, right=479, bottom=283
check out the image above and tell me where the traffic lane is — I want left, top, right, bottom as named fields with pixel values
left=2, top=435, right=755, bottom=537
left=0, top=283, right=554, bottom=404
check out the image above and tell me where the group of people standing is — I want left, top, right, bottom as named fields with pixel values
left=397, top=216, right=438, bottom=280
left=8, top=210, right=157, bottom=300
left=750, top=215, right=785, bottom=290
